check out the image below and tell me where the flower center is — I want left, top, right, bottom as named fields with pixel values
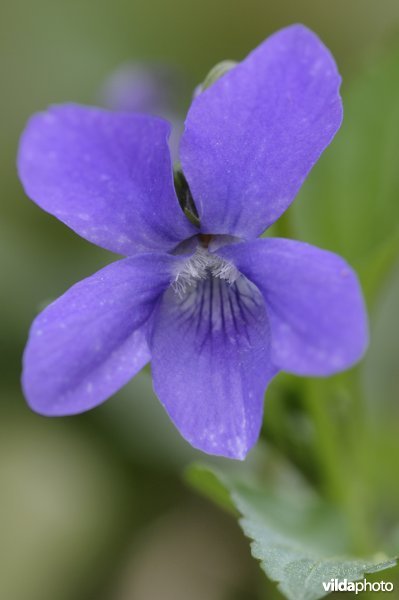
left=172, top=246, right=239, bottom=298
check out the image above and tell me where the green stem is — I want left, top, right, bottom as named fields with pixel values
left=304, top=377, right=373, bottom=555
left=304, top=379, right=346, bottom=502
left=359, top=223, right=399, bottom=305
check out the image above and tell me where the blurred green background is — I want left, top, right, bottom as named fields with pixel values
left=1, top=1, right=399, bottom=598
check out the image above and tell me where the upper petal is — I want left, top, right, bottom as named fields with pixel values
left=22, top=253, right=178, bottom=416
left=149, top=274, right=276, bottom=459
left=220, top=238, right=368, bottom=375
left=180, top=25, right=342, bottom=238
left=18, top=105, right=195, bottom=255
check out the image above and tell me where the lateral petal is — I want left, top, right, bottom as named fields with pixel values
left=23, top=253, right=178, bottom=415
left=220, top=238, right=368, bottom=375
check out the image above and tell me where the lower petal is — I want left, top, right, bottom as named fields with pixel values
left=23, top=253, right=177, bottom=415
left=220, top=239, right=369, bottom=375
left=149, top=274, right=276, bottom=459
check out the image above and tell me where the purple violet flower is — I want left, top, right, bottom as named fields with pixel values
left=18, top=25, right=368, bottom=460
left=100, top=61, right=185, bottom=161
left=100, top=62, right=184, bottom=117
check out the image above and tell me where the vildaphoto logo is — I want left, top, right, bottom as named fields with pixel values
left=322, top=578, right=394, bottom=594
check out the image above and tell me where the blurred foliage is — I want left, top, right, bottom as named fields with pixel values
left=0, top=400, right=131, bottom=600
left=1, top=0, right=399, bottom=599
left=292, top=40, right=399, bottom=299
left=362, top=261, right=399, bottom=415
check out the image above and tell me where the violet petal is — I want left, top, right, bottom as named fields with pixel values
left=23, top=253, right=178, bottom=415
left=220, top=238, right=369, bottom=375
left=18, top=104, right=195, bottom=256
left=180, top=24, right=342, bottom=238
left=149, top=274, right=277, bottom=459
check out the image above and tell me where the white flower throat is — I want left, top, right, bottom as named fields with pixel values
left=173, top=246, right=239, bottom=298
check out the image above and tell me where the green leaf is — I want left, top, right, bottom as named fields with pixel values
left=291, top=43, right=399, bottom=287
left=187, top=464, right=397, bottom=600
left=185, top=462, right=238, bottom=515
